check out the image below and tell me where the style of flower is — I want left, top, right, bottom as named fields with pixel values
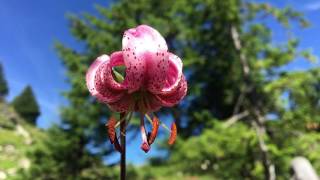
left=86, top=25, right=187, bottom=153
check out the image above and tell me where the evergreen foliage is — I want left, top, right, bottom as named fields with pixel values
left=11, top=86, right=40, bottom=125
left=0, top=63, right=8, bottom=98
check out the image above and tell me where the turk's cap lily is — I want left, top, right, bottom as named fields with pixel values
left=86, top=25, right=187, bottom=113
left=86, top=25, right=187, bottom=153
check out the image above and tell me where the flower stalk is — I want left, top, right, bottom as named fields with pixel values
left=120, top=113, right=126, bottom=180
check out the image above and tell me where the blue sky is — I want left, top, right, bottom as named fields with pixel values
left=0, top=0, right=319, bottom=164
left=0, top=0, right=107, bottom=128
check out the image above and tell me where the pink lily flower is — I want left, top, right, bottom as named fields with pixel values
left=86, top=25, right=187, bottom=153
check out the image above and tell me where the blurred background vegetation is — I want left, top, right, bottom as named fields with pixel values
left=0, top=0, right=320, bottom=179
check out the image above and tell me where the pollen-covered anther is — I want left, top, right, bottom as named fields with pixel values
left=106, top=117, right=117, bottom=144
left=168, top=122, right=177, bottom=145
left=148, top=116, right=160, bottom=145
left=106, top=117, right=122, bottom=153
left=141, top=142, right=150, bottom=153
left=140, top=115, right=151, bottom=153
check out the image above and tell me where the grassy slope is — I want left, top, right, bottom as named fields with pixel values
left=0, top=102, right=46, bottom=179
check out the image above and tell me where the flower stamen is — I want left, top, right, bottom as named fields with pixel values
left=145, top=114, right=171, bottom=132
left=168, top=122, right=177, bottom=145
left=106, top=116, right=123, bottom=153
left=140, top=115, right=150, bottom=153
left=148, top=116, right=160, bottom=145
left=106, top=117, right=117, bottom=144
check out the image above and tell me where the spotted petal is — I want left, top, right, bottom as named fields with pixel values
left=122, top=25, right=168, bottom=92
left=86, top=54, right=126, bottom=103
left=99, top=52, right=127, bottom=90
left=156, top=75, right=187, bottom=107
left=86, top=54, right=109, bottom=96
left=159, top=53, right=183, bottom=94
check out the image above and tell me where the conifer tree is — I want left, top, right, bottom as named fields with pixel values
left=0, top=63, right=8, bottom=98
left=11, top=86, right=40, bottom=124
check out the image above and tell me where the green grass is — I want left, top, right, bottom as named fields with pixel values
left=0, top=129, right=25, bottom=148
left=0, top=129, right=26, bottom=171
left=0, top=101, right=46, bottom=177
left=0, top=158, right=17, bottom=170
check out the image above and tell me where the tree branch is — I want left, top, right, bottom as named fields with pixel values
left=231, top=26, right=250, bottom=76
left=223, top=111, right=249, bottom=127
left=231, top=25, right=252, bottom=115
left=230, top=25, right=276, bottom=180
left=252, top=121, right=276, bottom=180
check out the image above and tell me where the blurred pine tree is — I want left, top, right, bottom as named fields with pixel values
left=11, top=86, right=40, bottom=125
left=0, top=63, right=8, bottom=98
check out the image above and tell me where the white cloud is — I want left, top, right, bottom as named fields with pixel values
left=304, top=1, right=320, bottom=11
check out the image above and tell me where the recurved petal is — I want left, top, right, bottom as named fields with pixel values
left=146, top=51, right=169, bottom=93
left=94, top=85, right=125, bottom=104
left=93, top=55, right=126, bottom=103
left=123, top=25, right=167, bottom=53
left=99, top=51, right=127, bottom=90
left=156, top=75, right=187, bottom=107
left=86, top=54, right=109, bottom=96
left=122, top=25, right=168, bottom=92
left=159, top=53, right=183, bottom=94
